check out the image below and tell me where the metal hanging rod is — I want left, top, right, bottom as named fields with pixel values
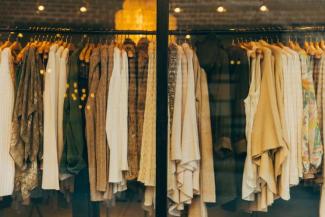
left=0, top=27, right=157, bottom=35
left=169, top=26, right=325, bottom=35
left=2, top=25, right=325, bottom=35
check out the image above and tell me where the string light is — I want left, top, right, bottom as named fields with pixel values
left=216, top=6, right=226, bottom=13
left=38, top=5, right=45, bottom=11
left=185, top=34, right=191, bottom=39
left=80, top=6, right=87, bottom=13
left=259, top=4, right=269, bottom=12
left=259, top=1, right=269, bottom=12
left=174, top=7, right=181, bottom=13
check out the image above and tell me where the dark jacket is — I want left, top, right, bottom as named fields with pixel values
left=60, top=45, right=86, bottom=176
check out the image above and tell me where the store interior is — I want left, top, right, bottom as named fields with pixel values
left=0, top=0, right=325, bottom=217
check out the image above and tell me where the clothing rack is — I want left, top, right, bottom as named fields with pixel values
left=169, top=25, right=325, bottom=35
left=0, top=26, right=157, bottom=217
left=2, top=25, right=325, bottom=36
left=0, top=27, right=156, bottom=35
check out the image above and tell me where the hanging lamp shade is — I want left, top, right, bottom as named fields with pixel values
left=115, top=0, right=177, bottom=43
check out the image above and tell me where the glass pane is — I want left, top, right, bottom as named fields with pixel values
left=0, top=1, right=157, bottom=217
left=167, top=1, right=325, bottom=217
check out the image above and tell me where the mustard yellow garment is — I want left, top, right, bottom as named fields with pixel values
left=251, top=45, right=288, bottom=211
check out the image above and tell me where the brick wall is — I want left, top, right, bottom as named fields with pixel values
left=0, top=0, right=325, bottom=30
left=171, top=0, right=325, bottom=29
left=0, top=0, right=123, bottom=29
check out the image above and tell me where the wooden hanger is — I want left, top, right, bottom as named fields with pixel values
left=288, top=35, right=296, bottom=49
left=79, top=36, right=89, bottom=61
left=84, top=43, right=95, bottom=63
left=292, top=35, right=305, bottom=53
left=309, top=35, right=316, bottom=49
left=314, top=37, right=323, bottom=57
left=118, top=34, right=125, bottom=49
left=0, top=33, right=13, bottom=50
left=9, top=37, right=22, bottom=53
left=259, top=39, right=270, bottom=47
left=241, top=38, right=256, bottom=50
left=273, top=35, right=285, bottom=48
left=37, top=35, right=48, bottom=54
left=17, top=34, right=35, bottom=62
left=9, top=40, right=18, bottom=50
left=67, top=35, right=75, bottom=51
left=61, top=35, right=68, bottom=48
left=30, top=34, right=39, bottom=47
left=43, top=35, right=53, bottom=54
left=320, top=37, right=325, bottom=50
left=304, top=35, right=316, bottom=55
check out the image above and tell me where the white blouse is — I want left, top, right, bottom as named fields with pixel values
left=0, top=48, right=15, bottom=197
left=168, top=45, right=183, bottom=213
left=242, top=52, right=260, bottom=201
left=178, top=44, right=200, bottom=206
left=57, top=47, right=69, bottom=166
left=106, top=47, right=128, bottom=193
left=42, top=44, right=60, bottom=190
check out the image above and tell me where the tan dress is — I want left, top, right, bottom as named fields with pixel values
left=137, top=38, right=149, bottom=161
left=168, top=44, right=183, bottom=215
left=188, top=62, right=216, bottom=217
left=193, top=52, right=216, bottom=203
left=123, top=39, right=139, bottom=180
left=251, top=45, right=288, bottom=211
left=269, top=45, right=290, bottom=200
left=86, top=47, right=111, bottom=201
left=95, top=45, right=109, bottom=192
left=138, top=42, right=157, bottom=207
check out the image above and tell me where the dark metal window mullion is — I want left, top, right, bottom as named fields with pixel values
left=156, top=0, right=169, bottom=216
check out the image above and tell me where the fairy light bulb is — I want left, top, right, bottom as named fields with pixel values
left=260, top=4, right=269, bottom=12
left=185, top=34, right=191, bottom=39
left=38, top=5, right=45, bottom=11
left=174, top=7, right=181, bottom=13
left=80, top=6, right=87, bottom=13
left=217, top=6, right=226, bottom=13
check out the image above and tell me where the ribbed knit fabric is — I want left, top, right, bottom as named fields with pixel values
left=0, top=48, right=15, bottom=197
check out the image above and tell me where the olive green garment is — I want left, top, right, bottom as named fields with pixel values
left=60, top=45, right=86, bottom=176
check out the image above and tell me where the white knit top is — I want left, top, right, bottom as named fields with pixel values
left=0, top=48, right=15, bottom=197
